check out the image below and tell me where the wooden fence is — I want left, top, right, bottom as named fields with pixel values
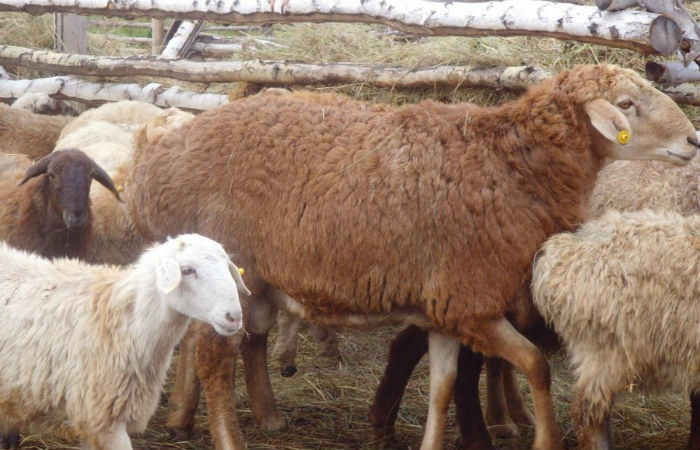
left=0, top=0, right=698, bottom=110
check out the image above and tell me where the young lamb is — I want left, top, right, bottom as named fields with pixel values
left=0, top=149, right=121, bottom=259
left=0, top=103, right=72, bottom=160
left=531, top=210, right=699, bottom=450
left=128, top=64, right=698, bottom=450
left=0, top=234, right=250, bottom=450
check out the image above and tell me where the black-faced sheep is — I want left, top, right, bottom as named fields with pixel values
left=129, top=64, right=698, bottom=450
left=531, top=210, right=699, bottom=450
left=0, top=234, right=250, bottom=450
left=0, top=103, right=72, bottom=160
left=0, top=149, right=121, bottom=259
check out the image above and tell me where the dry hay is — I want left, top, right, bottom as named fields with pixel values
left=1, top=10, right=697, bottom=450
left=14, top=324, right=692, bottom=450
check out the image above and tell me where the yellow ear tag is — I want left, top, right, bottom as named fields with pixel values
left=238, top=267, right=245, bottom=276
left=116, top=185, right=124, bottom=192
left=617, top=130, right=630, bottom=145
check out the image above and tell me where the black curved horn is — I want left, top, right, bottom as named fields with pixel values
left=17, top=153, right=54, bottom=186
left=91, top=162, right=123, bottom=203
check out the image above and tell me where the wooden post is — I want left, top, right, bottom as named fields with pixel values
left=151, top=19, right=165, bottom=55
left=54, top=13, right=87, bottom=53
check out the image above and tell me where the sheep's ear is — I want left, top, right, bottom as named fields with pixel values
left=583, top=98, right=631, bottom=143
left=228, top=261, right=251, bottom=296
left=18, top=153, right=53, bottom=186
left=156, top=257, right=182, bottom=294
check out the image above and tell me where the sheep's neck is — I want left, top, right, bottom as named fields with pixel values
left=470, top=98, right=605, bottom=236
left=97, top=269, right=190, bottom=376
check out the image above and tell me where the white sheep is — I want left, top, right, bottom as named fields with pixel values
left=0, top=233, right=250, bottom=450
left=11, top=92, right=79, bottom=116
left=531, top=209, right=699, bottom=450
left=55, top=100, right=163, bottom=173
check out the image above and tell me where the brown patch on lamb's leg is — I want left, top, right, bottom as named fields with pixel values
left=477, top=318, right=563, bottom=450
left=572, top=388, right=614, bottom=450
left=688, top=392, right=699, bottom=450
left=503, top=360, right=535, bottom=427
left=0, top=432, right=19, bottom=450
left=454, top=346, right=494, bottom=450
left=484, top=356, right=520, bottom=438
left=195, top=326, right=246, bottom=450
left=242, top=333, right=286, bottom=432
left=369, top=325, right=429, bottom=443
left=311, top=325, right=340, bottom=360
left=166, top=324, right=202, bottom=439
left=420, top=332, right=460, bottom=450
left=272, top=309, right=301, bottom=377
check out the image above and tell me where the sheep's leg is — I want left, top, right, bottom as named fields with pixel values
left=572, top=386, right=614, bottom=450
left=370, top=324, right=429, bottom=442
left=419, top=332, right=460, bottom=450
left=0, top=432, right=19, bottom=450
left=85, top=423, right=132, bottom=450
left=242, top=332, right=286, bottom=431
left=195, top=326, right=246, bottom=450
left=454, top=345, right=494, bottom=450
left=503, top=360, right=536, bottom=427
left=477, top=317, right=563, bottom=450
left=309, top=325, right=341, bottom=359
left=166, top=324, right=202, bottom=439
left=484, top=357, right=520, bottom=438
left=688, top=392, right=699, bottom=450
left=272, top=309, right=302, bottom=377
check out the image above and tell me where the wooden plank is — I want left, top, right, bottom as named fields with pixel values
left=54, top=13, right=87, bottom=53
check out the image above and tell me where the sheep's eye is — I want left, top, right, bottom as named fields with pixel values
left=617, top=100, right=633, bottom=110
left=181, top=267, right=196, bottom=276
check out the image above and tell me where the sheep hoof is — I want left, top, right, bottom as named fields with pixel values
left=0, top=432, right=19, bottom=450
left=487, top=422, right=520, bottom=439
left=280, top=365, right=298, bottom=377
left=261, top=414, right=286, bottom=433
left=166, top=425, right=194, bottom=441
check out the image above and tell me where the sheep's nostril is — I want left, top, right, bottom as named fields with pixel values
left=688, top=136, right=700, bottom=148
left=225, top=311, right=240, bottom=324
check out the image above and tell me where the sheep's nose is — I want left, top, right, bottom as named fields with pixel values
left=225, top=311, right=242, bottom=329
left=688, top=136, right=700, bottom=149
left=63, top=211, right=87, bottom=228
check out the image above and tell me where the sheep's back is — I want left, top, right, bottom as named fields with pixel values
left=532, top=210, right=700, bottom=392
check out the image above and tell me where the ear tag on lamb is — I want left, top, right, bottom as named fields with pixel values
left=156, top=257, right=182, bottom=294
left=616, top=130, right=630, bottom=145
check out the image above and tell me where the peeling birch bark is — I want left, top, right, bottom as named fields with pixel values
left=0, top=47, right=554, bottom=90
left=0, top=0, right=680, bottom=54
left=0, top=75, right=228, bottom=111
left=160, top=20, right=204, bottom=59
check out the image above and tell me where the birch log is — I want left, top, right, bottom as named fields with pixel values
left=159, top=20, right=204, bottom=59
left=657, top=82, right=700, bottom=105
left=0, top=46, right=553, bottom=89
left=645, top=60, right=700, bottom=83
left=0, top=0, right=683, bottom=54
left=0, top=75, right=228, bottom=110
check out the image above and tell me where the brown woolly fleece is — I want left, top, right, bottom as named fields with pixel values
left=0, top=103, right=72, bottom=160
left=130, top=64, right=690, bottom=345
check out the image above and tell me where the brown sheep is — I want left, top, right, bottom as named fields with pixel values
left=129, top=64, right=698, bottom=450
left=372, top=150, right=700, bottom=448
left=0, top=103, right=72, bottom=160
left=0, top=149, right=121, bottom=259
